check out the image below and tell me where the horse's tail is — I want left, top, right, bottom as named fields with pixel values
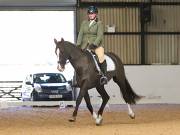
left=107, top=52, right=141, bottom=104
left=124, top=77, right=141, bottom=104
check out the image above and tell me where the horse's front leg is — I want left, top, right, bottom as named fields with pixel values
left=69, top=80, right=88, bottom=122
left=95, top=85, right=110, bottom=125
left=84, top=91, right=98, bottom=120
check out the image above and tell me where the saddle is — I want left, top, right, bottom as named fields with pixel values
left=87, top=49, right=116, bottom=73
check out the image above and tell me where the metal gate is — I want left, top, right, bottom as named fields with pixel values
left=0, top=81, right=22, bottom=101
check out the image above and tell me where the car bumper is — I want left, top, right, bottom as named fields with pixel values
left=36, top=91, right=73, bottom=101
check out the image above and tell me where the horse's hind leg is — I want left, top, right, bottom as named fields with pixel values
left=84, top=92, right=97, bottom=119
left=113, top=76, right=135, bottom=119
left=95, top=85, right=110, bottom=125
left=127, top=103, right=135, bottom=119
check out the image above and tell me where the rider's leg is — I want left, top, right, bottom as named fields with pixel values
left=95, top=46, right=108, bottom=85
left=100, top=60, right=107, bottom=74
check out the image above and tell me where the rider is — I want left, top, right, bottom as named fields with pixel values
left=76, top=5, right=108, bottom=85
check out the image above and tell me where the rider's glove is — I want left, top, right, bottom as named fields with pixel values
left=89, top=44, right=97, bottom=50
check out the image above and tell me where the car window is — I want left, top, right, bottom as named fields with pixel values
left=33, top=73, right=66, bottom=84
left=58, top=74, right=66, bottom=83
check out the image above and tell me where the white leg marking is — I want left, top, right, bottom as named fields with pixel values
left=92, top=112, right=98, bottom=120
left=96, top=115, right=103, bottom=125
left=127, top=103, right=135, bottom=119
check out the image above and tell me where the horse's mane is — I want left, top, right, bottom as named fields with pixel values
left=64, top=41, right=79, bottom=49
left=64, top=41, right=97, bottom=65
left=64, top=41, right=85, bottom=54
left=64, top=41, right=74, bottom=46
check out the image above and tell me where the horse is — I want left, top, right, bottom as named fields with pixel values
left=54, top=38, right=141, bottom=125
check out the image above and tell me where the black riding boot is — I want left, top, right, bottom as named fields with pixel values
left=99, top=60, right=108, bottom=85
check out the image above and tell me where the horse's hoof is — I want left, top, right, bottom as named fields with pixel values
left=96, top=115, right=103, bottom=126
left=69, top=116, right=76, bottom=122
left=129, top=113, right=135, bottom=119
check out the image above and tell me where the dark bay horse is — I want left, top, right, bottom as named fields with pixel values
left=54, top=38, right=141, bottom=125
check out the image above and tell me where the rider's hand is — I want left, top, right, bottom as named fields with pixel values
left=77, top=45, right=84, bottom=51
left=89, top=44, right=97, bottom=50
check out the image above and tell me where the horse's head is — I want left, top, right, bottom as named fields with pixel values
left=54, top=38, right=68, bottom=72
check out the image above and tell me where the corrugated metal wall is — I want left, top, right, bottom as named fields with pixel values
left=147, top=6, right=180, bottom=32
left=80, top=0, right=146, bottom=2
left=146, top=5, right=180, bottom=64
left=104, top=35, right=141, bottom=64
left=146, top=35, right=179, bottom=64
left=78, top=7, right=141, bottom=64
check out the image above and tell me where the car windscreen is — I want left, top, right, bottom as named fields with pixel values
left=33, top=73, right=66, bottom=84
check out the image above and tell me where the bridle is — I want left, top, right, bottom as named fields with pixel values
left=55, top=46, right=69, bottom=71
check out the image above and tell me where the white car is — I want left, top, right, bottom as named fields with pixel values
left=21, top=72, right=73, bottom=101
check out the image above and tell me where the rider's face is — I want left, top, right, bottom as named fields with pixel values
left=88, top=13, right=97, bottom=20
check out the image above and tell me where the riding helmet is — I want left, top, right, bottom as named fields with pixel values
left=87, top=6, right=98, bottom=14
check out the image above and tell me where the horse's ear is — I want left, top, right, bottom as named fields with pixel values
left=54, top=38, right=58, bottom=44
left=61, top=38, right=64, bottom=42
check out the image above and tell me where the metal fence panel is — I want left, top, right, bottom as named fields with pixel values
left=0, top=81, right=22, bottom=101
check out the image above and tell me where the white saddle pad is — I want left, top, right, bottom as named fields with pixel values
left=88, top=50, right=116, bottom=72
left=105, top=55, right=116, bottom=71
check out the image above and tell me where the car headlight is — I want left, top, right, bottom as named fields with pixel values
left=34, top=83, right=42, bottom=92
left=66, top=84, right=72, bottom=92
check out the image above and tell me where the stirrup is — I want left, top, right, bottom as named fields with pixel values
left=100, top=76, right=108, bottom=85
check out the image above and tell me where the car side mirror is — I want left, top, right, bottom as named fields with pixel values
left=67, top=80, right=72, bottom=85
left=25, top=81, right=32, bottom=85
